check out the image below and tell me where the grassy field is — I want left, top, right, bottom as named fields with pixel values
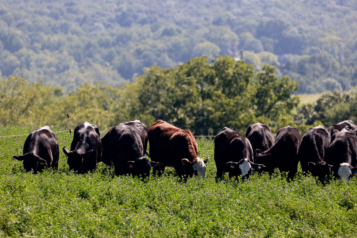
left=1, top=126, right=357, bottom=237
left=297, top=93, right=323, bottom=105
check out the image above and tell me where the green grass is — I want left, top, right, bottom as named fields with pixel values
left=1, top=126, right=357, bottom=237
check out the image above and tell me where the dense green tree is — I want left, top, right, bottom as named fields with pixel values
left=0, top=56, right=300, bottom=135
left=0, top=0, right=356, bottom=94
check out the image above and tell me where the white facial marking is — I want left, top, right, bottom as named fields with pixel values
left=239, top=158, right=251, bottom=176
left=39, top=126, right=51, bottom=131
left=84, top=122, right=91, bottom=128
left=134, top=119, right=141, bottom=122
left=193, top=157, right=206, bottom=179
left=314, top=125, right=324, bottom=129
left=338, top=163, right=352, bottom=180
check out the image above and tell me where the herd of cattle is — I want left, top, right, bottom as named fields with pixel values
left=12, top=119, right=357, bottom=182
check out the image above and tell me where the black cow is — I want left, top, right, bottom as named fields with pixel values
left=328, top=120, right=356, bottom=142
left=149, top=120, right=209, bottom=179
left=298, top=126, right=331, bottom=180
left=63, top=122, right=102, bottom=173
left=215, top=127, right=265, bottom=180
left=255, top=126, right=302, bottom=179
left=13, top=126, right=59, bottom=173
left=101, top=120, right=154, bottom=177
left=246, top=123, right=274, bottom=158
left=325, top=129, right=357, bottom=180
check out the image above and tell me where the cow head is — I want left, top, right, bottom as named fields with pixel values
left=226, top=158, right=265, bottom=180
left=308, top=161, right=333, bottom=178
left=127, top=157, right=159, bottom=178
left=13, top=152, right=47, bottom=173
left=336, top=163, right=357, bottom=181
left=63, top=146, right=93, bottom=173
left=182, top=157, right=209, bottom=178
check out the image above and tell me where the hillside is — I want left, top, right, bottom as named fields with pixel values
left=0, top=0, right=356, bottom=92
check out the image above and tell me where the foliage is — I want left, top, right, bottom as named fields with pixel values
left=0, top=57, right=299, bottom=134
left=294, top=89, right=357, bottom=126
left=1, top=128, right=357, bottom=237
left=0, top=0, right=356, bottom=93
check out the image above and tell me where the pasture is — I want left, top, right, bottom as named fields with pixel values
left=1, top=126, right=357, bottom=237
left=297, top=93, right=323, bottom=105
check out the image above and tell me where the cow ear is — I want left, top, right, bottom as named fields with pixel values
left=250, top=162, right=265, bottom=171
left=63, top=146, right=70, bottom=156
left=127, top=161, right=135, bottom=169
left=95, top=127, right=100, bottom=137
left=181, top=158, right=192, bottom=166
left=13, top=155, right=24, bottom=161
left=351, top=167, right=357, bottom=174
left=237, top=159, right=245, bottom=165
left=83, top=149, right=94, bottom=158
left=226, top=161, right=235, bottom=168
left=328, top=164, right=337, bottom=169
left=203, top=157, right=209, bottom=164
left=38, top=158, right=48, bottom=166
left=150, top=161, right=159, bottom=168
left=308, top=162, right=316, bottom=170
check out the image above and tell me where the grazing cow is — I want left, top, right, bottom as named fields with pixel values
left=328, top=120, right=356, bottom=142
left=298, top=126, right=331, bottom=180
left=245, top=123, right=274, bottom=158
left=101, top=120, right=154, bottom=177
left=325, top=129, right=357, bottom=180
left=255, top=126, right=302, bottom=179
left=13, top=126, right=59, bottom=173
left=63, top=122, right=102, bottom=173
left=148, top=120, right=209, bottom=179
left=215, top=127, right=265, bottom=180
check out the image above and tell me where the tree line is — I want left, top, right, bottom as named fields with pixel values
left=0, top=56, right=333, bottom=135
left=0, top=0, right=356, bottom=93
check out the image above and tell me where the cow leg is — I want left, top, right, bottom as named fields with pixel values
left=216, top=168, right=225, bottom=179
left=301, top=161, right=308, bottom=176
left=288, top=156, right=299, bottom=181
left=153, top=164, right=165, bottom=177
left=113, top=160, right=125, bottom=176
left=174, top=165, right=186, bottom=181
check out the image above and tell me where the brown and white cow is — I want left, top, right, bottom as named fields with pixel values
left=63, top=122, right=102, bottom=173
left=148, top=120, right=209, bottom=179
left=215, top=127, right=265, bottom=180
left=13, top=126, right=59, bottom=173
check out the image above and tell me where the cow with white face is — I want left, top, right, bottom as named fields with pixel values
left=323, top=129, right=357, bottom=181
left=215, top=127, right=265, bottom=181
left=149, top=120, right=209, bottom=179
left=185, top=157, right=209, bottom=179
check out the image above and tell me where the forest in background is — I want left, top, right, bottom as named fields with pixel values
left=2, top=55, right=355, bottom=136
left=0, top=0, right=356, bottom=93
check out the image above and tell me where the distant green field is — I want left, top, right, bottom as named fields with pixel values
left=297, top=93, right=323, bottom=105
left=1, top=126, right=357, bottom=237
